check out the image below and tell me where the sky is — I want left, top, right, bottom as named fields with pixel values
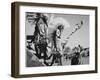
left=25, top=12, right=89, bottom=49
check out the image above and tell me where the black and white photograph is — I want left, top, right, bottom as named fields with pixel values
left=26, top=12, right=90, bottom=67
left=11, top=2, right=97, bottom=77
